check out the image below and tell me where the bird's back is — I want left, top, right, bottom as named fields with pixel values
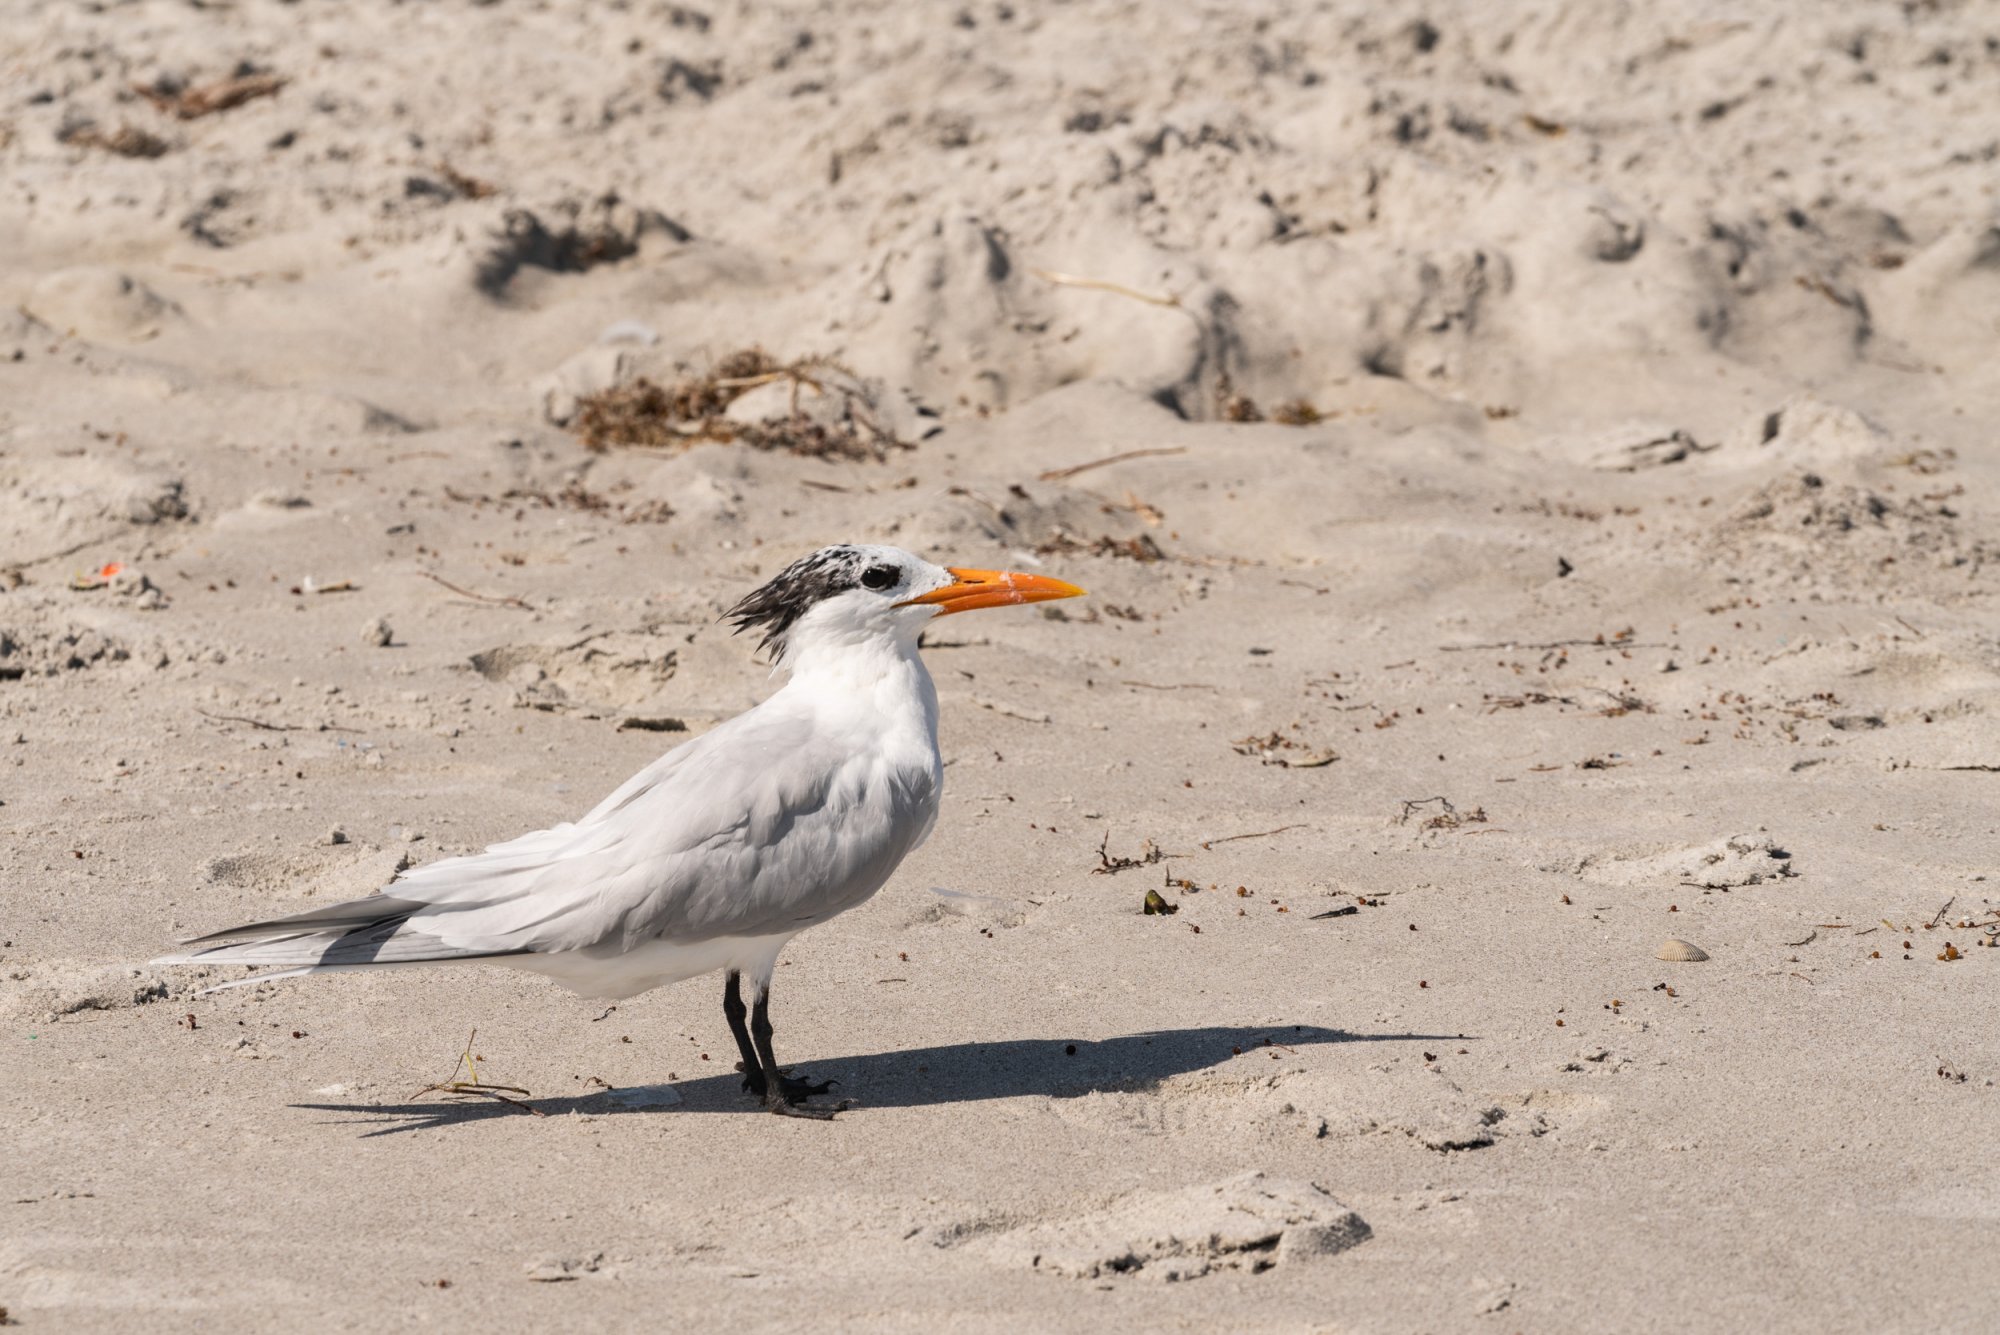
left=165, top=675, right=942, bottom=998
left=395, top=667, right=940, bottom=951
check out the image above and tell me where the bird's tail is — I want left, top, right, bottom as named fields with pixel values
left=153, top=892, right=525, bottom=994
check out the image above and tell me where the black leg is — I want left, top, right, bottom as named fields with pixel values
left=722, top=970, right=767, bottom=1097
left=750, top=983, right=839, bottom=1119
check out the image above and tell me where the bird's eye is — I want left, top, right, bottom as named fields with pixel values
left=860, top=564, right=899, bottom=591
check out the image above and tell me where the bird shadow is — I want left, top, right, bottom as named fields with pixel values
left=292, top=1023, right=1471, bottom=1138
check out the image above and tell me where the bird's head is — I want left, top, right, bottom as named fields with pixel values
left=726, top=544, right=1084, bottom=666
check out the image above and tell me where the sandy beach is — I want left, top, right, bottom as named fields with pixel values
left=4, top=1, right=1999, bottom=1329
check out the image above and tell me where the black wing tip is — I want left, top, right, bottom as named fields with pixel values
left=178, top=925, right=259, bottom=948
left=172, top=896, right=422, bottom=950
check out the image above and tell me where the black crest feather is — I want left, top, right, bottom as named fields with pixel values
left=725, top=546, right=871, bottom=657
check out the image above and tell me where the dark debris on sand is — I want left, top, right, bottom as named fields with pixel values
left=569, top=350, right=907, bottom=462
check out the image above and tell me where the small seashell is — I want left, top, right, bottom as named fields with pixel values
left=1656, top=938, right=1710, bottom=962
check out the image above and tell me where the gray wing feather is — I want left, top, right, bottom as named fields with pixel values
left=178, top=895, right=431, bottom=947
left=163, top=918, right=523, bottom=970
left=162, top=695, right=936, bottom=970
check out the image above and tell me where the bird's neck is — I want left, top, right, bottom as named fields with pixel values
left=780, top=632, right=939, bottom=735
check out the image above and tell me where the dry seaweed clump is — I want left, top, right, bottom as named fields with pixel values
left=58, top=121, right=170, bottom=158
left=1211, top=373, right=1322, bottom=427
left=569, top=350, right=906, bottom=462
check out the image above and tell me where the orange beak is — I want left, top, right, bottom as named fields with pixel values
left=899, top=566, right=1087, bottom=617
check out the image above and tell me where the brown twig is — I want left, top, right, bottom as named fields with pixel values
left=1483, top=692, right=1578, bottom=712
left=60, top=123, right=169, bottom=158
left=710, top=370, right=793, bottom=391
left=197, top=709, right=302, bottom=733
left=5, top=529, right=126, bottom=574
left=1403, top=797, right=1452, bottom=824
left=435, top=161, right=496, bottom=199
left=1038, top=447, right=1189, bottom=482
left=412, top=1028, right=546, bottom=1117
left=1031, top=268, right=1181, bottom=309
left=413, top=1081, right=545, bottom=1115
left=136, top=72, right=287, bottom=120
left=945, top=486, right=1009, bottom=520
left=1092, top=831, right=1168, bottom=875
left=1439, top=638, right=1666, bottom=653
left=196, top=709, right=360, bottom=735
left=1929, top=897, right=1955, bottom=929
left=418, top=570, right=533, bottom=610
left=1200, top=824, right=1308, bottom=849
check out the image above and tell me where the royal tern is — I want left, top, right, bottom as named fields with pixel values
left=159, top=545, right=1084, bottom=1117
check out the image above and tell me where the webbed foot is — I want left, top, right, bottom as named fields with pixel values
left=765, top=1091, right=840, bottom=1120
left=740, top=1064, right=839, bottom=1110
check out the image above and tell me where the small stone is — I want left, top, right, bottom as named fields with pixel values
left=361, top=616, right=393, bottom=647
left=1276, top=1215, right=1373, bottom=1263
left=1474, top=1281, right=1518, bottom=1315
left=1657, top=938, right=1710, bottom=962
left=324, top=827, right=349, bottom=846
left=1414, top=1117, right=1495, bottom=1152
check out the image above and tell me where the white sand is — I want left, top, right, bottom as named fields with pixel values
left=4, top=1, right=1999, bottom=1329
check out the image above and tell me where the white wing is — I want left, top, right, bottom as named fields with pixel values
left=170, top=693, right=938, bottom=969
